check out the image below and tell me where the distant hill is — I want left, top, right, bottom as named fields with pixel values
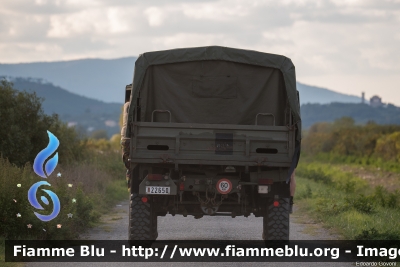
left=3, top=77, right=399, bottom=133
left=0, top=57, right=362, bottom=105
left=0, top=57, right=136, bottom=103
left=9, top=77, right=122, bottom=115
left=297, top=83, right=361, bottom=105
left=6, top=77, right=122, bottom=138
left=301, top=103, right=400, bottom=129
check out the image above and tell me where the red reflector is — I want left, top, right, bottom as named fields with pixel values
left=179, top=182, right=185, bottom=191
left=273, top=201, right=279, bottom=207
left=258, top=178, right=274, bottom=185
left=141, top=196, right=148, bottom=203
left=147, top=174, right=163, bottom=181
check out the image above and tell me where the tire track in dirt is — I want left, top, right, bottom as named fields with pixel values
left=26, top=201, right=352, bottom=267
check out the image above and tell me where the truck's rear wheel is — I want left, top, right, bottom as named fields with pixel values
left=129, top=193, right=158, bottom=240
left=262, top=197, right=290, bottom=240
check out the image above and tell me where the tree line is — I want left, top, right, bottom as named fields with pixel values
left=302, top=117, right=400, bottom=164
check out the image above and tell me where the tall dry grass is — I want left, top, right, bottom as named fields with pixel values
left=0, top=147, right=127, bottom=240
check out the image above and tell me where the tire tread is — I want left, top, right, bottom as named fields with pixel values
left=262, top=197, right=290, bottom=240
left=129, top=193, right=157, bottom=240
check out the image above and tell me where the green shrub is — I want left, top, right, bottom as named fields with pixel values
left=0, top=79, right=87, bottom=167
left=0, top=157, right=98, bottom=239
left=355, top=227, right=400, bottom=240
left=305, top=184, right=313, bottom=198
left=0, top=150, right=126, bottom=240
left=296, top=166, right=332, bottom=184
left=296, top=169, right=400, bottom=240
left=387, top=194, right=398, bottom=209
left=374, top=132, right=400, bottom=162
left=302, top=118, right=400, bottom=172
left=346, top=194, right=375, bottom=214
left=339, top=180, right=356, bottom=193
left=372, top=186, right=399, bottom=209
left=315, top=198, right=349, bottom=216
left=0, top=80, right=127, bottom=241
left=296, top=184, right=313, bottom=200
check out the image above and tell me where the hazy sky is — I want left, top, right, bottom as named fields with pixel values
left=1, top=0, right=400, bottom=105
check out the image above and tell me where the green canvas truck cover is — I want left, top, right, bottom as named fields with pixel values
left=126, top=46, right=301, bottom=141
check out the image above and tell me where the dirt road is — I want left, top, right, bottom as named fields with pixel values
left=26, top=201, right=353, bottom=267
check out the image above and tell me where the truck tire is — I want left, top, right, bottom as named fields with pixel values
left=262, top=197, right=290, bottom=240
left=129, top=193, right=158, bottom=240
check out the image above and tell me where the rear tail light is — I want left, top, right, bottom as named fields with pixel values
left=141, top=196, right=148, bottom=203
left=273, top=200, right=280, bottom=207
left=179, top=182, right=185, bottom=191
left=147, top=174, right=163, bottom=181
left=258, top=178, right=273, bottom=185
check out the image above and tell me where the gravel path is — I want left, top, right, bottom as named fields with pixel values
left=26, top=201, right=353, bottom=267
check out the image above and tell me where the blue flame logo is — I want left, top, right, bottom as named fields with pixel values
left=33, top=131, right=59, bottom=178
left=28, top=131, right=61, bottom=222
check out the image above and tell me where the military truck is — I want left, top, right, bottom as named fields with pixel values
left=121, top=46, right=301, bottom=240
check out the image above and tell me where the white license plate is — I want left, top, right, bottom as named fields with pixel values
left=146, top=186, right=170, bottom=195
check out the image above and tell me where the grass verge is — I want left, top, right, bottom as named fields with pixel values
left=0, top=150, right=128, bottom=265
left=302, top=152, right=400, bottom=174
left=296, top=162, right=400, bottom=240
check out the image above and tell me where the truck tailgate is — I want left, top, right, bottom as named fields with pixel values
left=131, top=122, right=295, bottom=167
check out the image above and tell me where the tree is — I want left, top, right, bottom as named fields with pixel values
left=90, top=130, right=108, bottom=140
left=0, top=80, right=85, bottom=166
left=333, top=117, right=355, bottom=128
